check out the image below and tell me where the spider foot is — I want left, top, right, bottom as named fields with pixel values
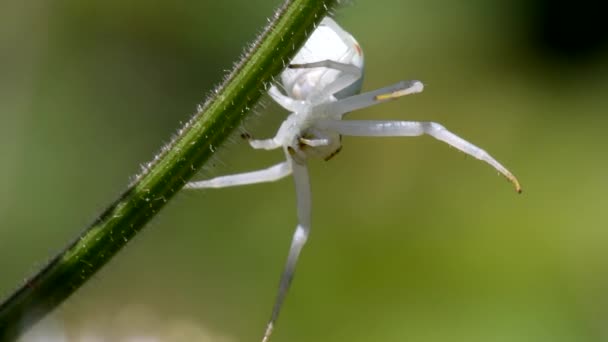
left=374, top=81, right=424, bottom=101
left=506, top=174, right=522, bottom=194
left=261, top=322, right=274, bottom=342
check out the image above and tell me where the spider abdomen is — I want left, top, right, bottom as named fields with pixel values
left=280, top=18, right=364, bottom=102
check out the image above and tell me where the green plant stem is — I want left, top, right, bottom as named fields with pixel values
left=0, top=0, right=338, bottom=339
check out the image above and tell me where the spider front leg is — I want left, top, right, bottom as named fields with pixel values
left=289, top=59, right=361, bottom=75
left=269, top=85, right=306, bottom=112
left=262, top=161, right=311, bottom=342
left=289, top=59, right=362, bottom=100
left=318, top=119, right=522, bottom=192
left=248, top=138, right=282, bottom=150
left=240, top=131, right=282, bottom=151
left=184, top=161, right=291, bottom=189
left=324, top=80, right=425, bottom=117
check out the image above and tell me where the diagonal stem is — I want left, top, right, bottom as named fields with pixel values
left=0, top=0, right=338, bottom=340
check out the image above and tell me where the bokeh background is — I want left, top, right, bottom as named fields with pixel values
left=2, top=0, right=608, bottom=341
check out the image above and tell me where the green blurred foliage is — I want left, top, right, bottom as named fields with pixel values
left=1, top=0, right=608, bottom=341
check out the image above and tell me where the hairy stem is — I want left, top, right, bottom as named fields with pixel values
left=0, top=0, right=338, bottom=339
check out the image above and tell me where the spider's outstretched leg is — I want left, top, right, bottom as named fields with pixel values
left=319, top=119, right=521, bottom=192
left=325, top=80, right=424, bottom=117
left=184, top=162, right=291, bottom=189
left=262, top=161, right=311, bottom=342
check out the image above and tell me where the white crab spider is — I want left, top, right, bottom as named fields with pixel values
left=186, top=17, right=521, bottom=341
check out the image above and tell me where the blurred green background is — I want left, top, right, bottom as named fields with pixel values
left=2, top=0, right=608, bottom=341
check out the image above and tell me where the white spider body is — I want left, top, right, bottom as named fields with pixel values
left=274, top=19, right=364, bottom=162
left=281, top=19, right=364, bottom=101
left=186, top=17, right=521, bottom=342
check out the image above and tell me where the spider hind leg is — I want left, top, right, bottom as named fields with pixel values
left=262, top=162, right=311, bottom=342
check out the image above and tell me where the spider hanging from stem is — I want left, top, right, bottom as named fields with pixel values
left=185, top=16, right=521, bottom=342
